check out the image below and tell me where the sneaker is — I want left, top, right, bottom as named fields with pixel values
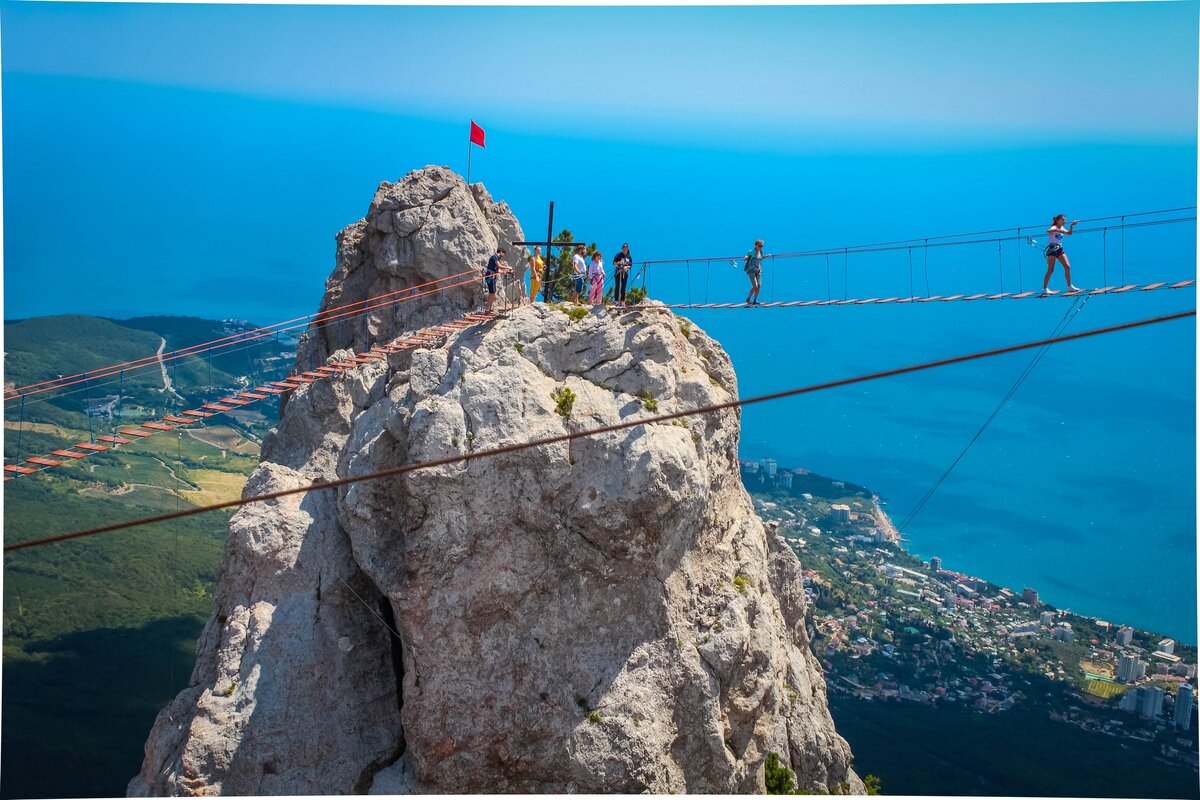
left=1041, top=288, right=1057, bottom=295
left=1068, top=285, right=1082, bottom=292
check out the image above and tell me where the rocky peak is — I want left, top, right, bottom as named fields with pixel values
left=297, top=166, right=527, bottom=371
left=129, top=169, right=860, bottom=795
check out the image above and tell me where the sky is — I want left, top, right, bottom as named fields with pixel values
left=1, top=2, right=1197, bottom=147
left=0, top=1, right=1197, bottom=638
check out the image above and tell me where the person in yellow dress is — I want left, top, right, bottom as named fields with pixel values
left=528, top=245, right=544, bottom=303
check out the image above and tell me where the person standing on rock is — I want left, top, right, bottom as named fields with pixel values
left=1041, top=214, right=1082, bottom=295
left=588, top=250, right=606, bottom=306
left=528, top=246, right=544, bottom=304
left=571, top=244, right=588, bottom=304
left=744, top=239, right=768, bottom=305
left=613, top=242, right=633, bottom=306
left=485, top=246, right=510, bottom=314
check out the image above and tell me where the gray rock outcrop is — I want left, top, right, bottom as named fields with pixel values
left=129, top=168, right=859, bottom=795
left=296, top=166, right=527, bottom=371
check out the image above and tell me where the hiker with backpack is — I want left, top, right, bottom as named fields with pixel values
left=484, top=247, right=511, bottom=313
left=744, top=239, right=768, bottom=305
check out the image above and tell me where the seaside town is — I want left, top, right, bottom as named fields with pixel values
left=741, top=458, right=1200, bottom=773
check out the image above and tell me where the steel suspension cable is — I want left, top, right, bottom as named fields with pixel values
left=1016, top=228, right=1023, bottom=292
left=6, top=308, right=1192, bottom=553
left=924, top=239, right=931, bottom=297
left=898, top=293, right=1091, bottom=532
left=908, top=248, right=914, bottom=299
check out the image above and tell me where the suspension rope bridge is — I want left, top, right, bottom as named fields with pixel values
left=8, top=208, right=1193, bottom=409
left=5, top=309, right=1193, bottom=553
left=5, top=208, right=1195, bottom=490
left=3, top=274, right=524, bottom=481
left=647, top=279, right=1196, bottom=310
left=635, top=208, right=1195, bottom=266
left=4, top=268, right=485, bottom=403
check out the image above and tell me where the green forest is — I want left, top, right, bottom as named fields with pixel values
left=3, top=314, right=270, bottom=798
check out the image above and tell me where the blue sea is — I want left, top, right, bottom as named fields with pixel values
left=3, top=73, right=1195, bottom=641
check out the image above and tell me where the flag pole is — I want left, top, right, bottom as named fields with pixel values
left=467, top=138, right=472, bottom=185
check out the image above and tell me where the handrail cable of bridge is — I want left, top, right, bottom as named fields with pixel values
left=7, top=207, right=1194, bottom=404
left=4, top=268, right=484, bottom=402
left=637, top=209, right=1196, bottom=266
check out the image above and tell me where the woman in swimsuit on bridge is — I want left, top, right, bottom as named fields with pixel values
left=1042, top=214, right=1081, bottom=295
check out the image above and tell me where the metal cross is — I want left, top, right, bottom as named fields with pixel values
left=511, top=201, right=578, bottom=303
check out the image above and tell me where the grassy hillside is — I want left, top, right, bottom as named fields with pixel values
left=4, top=315, right=286, bottom=439
left=2, top=313, right=275, bottom=799
left=3, top=315, right=163, bottom=389
left=2, top=468, right=237, bottom=799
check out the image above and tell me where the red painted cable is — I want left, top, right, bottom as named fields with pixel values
left=6, top=268, right=481, bottom=399
left=6, top=271, right=482, bottom=401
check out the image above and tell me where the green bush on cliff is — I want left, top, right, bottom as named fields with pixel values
left=551, top=386, right=576, bottom=418
left=625, top=286, right=648, bottom=305
left=765, top=752, right=797, bottom=794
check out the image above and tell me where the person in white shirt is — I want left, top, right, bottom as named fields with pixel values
left=571, top=245, right=588, bottom=304
left=1042, top=214, right=1081, bottom=294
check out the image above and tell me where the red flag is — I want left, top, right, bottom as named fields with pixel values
left=469, top=120, right=486, bottom=149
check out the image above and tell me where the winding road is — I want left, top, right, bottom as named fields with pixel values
left=157, top=337, right=186, bottom=403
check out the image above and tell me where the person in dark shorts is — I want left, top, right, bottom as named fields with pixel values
left=1042, top=215, right=1081, bottom=294
left=613, top=242, right=633, bottom=306
left=744, top=239, right=767, bottom=305
left=485, top=247, right=509, bottom=313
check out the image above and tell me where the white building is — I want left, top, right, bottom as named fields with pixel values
left=1118, top=654, right=1147, bottom=683
left=1158, top=638, right=1176, bottom=655
left=930, top=556, right=942, bottom=573
left=779, top=472, right=793, bottom=488
left=1171, top=663, right=1197, bottom=680
left=1174, top=684, right=1194, bottom=731
left=1051, top=624, right=1074, bottom=643
left=760, top=458, right=778, bottom=478
left=830, top=504, right=851, bottom=523
left=1141, top=685, right=1165, bottom=719
left=1120, top=685, right=1165, bottom=719
left=1039, top=611, right=1055, bottom=626
left=1116, top=626, right=1134, bottom=646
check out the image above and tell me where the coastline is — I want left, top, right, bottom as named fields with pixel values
left=744, top=457, right=1195, bottom=649
left=869, top=495, right=901, bottom=545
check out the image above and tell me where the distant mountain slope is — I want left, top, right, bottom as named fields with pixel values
left=3, top=314, right=287, bottom=435
left=4, top=315, right=165, bottom=391
left=3, top=312, right=280, bottom=799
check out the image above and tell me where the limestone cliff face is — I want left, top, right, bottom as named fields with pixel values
left=296, top=165, right=527, bottom=371
left=129, top=168, right=859, bottom=795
